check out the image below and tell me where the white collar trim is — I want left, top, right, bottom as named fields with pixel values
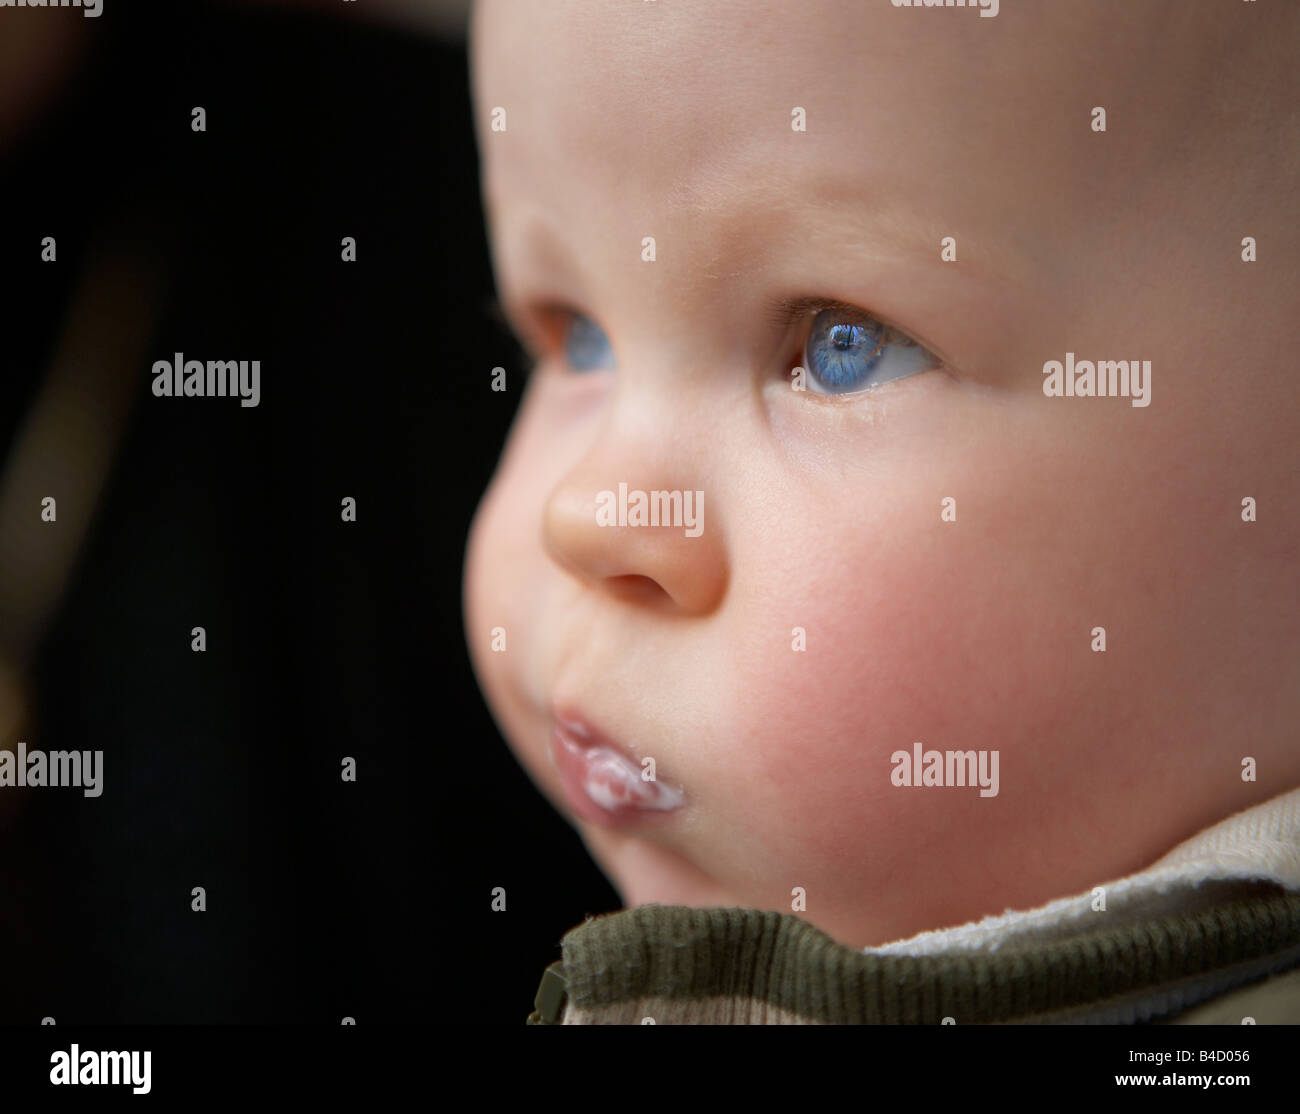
left=867, top=787, right=1300, bottom=956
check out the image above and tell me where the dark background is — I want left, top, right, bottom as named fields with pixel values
left=0, top=0, right=618, bottom=1023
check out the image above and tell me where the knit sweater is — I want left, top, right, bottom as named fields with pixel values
left=527, top=788, right=1300, bottom=1024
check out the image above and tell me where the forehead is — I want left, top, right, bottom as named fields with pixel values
left=470, top=0, right=1258, bottom=305
left=473, top=1, right=1194, bottom=172
left=475, top=1, right=1008, bottom=211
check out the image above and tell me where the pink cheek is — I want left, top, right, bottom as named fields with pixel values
left=714, top=591, right=892, bottom=841
left=740, top=555, right=968, bottom=759
left=718, top=536, right=1043, bottom=867
left=465, top=479, right=551, bottom=726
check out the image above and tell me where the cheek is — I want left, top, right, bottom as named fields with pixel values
left=463, top=383, right=610, bottom=798
left=463, top=480, right=518, bottom=728
left=711, top=538, right=990, bottom=876
left=706, top=469, right=1100, bottom=893
left=463, top=444, right=551, bottom=743
left=464, top=383, right=564, bottom=700
left=699, top=406, right=1252, bottom=935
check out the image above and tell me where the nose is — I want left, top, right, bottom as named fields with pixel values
left=542, top=427, right=728, bottom=616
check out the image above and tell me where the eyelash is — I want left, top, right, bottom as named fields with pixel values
left=765, top=296, right=924, bottom=355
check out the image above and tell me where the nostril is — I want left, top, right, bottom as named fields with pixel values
left=606, top=574, right=668, bottom=604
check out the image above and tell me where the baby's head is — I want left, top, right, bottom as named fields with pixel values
left=464, top=0, right=1300, bottom=947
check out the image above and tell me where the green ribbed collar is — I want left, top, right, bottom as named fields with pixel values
left=530, top=888, right=1300, bottom=1024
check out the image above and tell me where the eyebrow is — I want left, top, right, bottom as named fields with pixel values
left=490, top=163, right=1019, bottom=347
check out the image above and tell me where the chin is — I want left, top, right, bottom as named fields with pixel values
left=587, top=829, right=744, bottom=911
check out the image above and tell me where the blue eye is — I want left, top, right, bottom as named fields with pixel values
left=563, top=313, right=616, bottom=372
left=802, top=308, right=935, bottom=395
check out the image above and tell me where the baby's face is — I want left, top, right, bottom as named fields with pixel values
left=465, top=0, right=1299, bottom=947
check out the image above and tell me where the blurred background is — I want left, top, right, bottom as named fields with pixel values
left=0, top=0, right=618, bottom=1023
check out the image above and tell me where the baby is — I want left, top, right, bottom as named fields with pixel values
left=463, top=0, right=1300, bottom=1024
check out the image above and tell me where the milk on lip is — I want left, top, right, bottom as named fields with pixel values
left=553, top=719, right=686, bottom=813
left=581, top=746, right=685, bottom=812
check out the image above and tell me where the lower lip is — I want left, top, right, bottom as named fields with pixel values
left=549, top=720, right=685, bottom=828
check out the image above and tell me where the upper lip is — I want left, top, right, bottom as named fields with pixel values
left=553, top=706, right=635, bottom=758
left=551, top=705, right=682, bottom=789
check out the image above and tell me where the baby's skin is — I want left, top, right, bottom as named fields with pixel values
left=463, top=0, right=1300, bottom=948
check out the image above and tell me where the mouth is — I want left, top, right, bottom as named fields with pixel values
left=548, top=711, right=686, bottom=828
